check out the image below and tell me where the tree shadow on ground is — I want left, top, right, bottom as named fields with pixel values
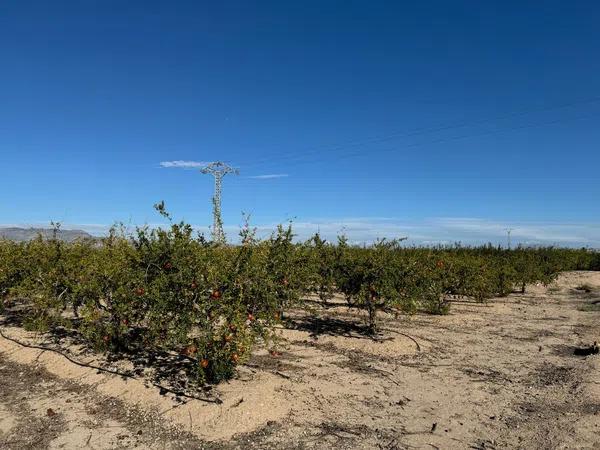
left=300, top=297, right=343, bottom=309
left=0, top=305, right=217, bottom=402
left=285, top=315, right=376, bottom=340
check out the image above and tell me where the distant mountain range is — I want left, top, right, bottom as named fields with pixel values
left=0, top=227, right=94, bottom=242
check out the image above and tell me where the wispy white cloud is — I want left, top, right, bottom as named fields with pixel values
left=159, top=160, right=209, bottom=169
left=248, top=174, right=289, bottom=179
left=430, top=218, right=600, bottom=244
left=4, top=217, right=598, bottom=248
left=232, top=217, right=600, bottom=247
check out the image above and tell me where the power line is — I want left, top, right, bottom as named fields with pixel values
left=245, top=110, right=600, bottom=170
left=338, top=111, right=600, bottom=165
left=238, top=95, right=600, bottom=170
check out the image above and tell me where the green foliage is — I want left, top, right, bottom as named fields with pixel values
left=305, top=233, right=337, bottom=302
left=0, top=207, right=598, bottom=383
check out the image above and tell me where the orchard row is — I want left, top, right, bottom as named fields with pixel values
left=0, top=218, right=597, bottom=383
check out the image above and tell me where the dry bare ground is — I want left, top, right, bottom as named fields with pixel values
left=1, top=271, right=599, bottom=449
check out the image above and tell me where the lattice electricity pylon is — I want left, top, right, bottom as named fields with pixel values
left=505, top=228, right=514, bottom=249
left=201, top=162, right=239, bottom=243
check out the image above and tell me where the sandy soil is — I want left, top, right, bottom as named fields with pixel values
left=1, top=271, right=599, bottom=449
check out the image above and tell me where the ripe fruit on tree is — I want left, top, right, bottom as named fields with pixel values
left=182, top=344, right=197, bottom=356
left=135, top=287, right=145, bottom=296
left=247, top=313, right=255, bottom=322
left=163, top=262, right=172, bottom=270
left=231, top=353, right=239, bottom=363
left=210, top=289, right=222, bottom=299
left=200, top=358, right=209, bottom=369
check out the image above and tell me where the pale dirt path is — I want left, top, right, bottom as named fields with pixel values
left=1, top=271, right=599, bottom=449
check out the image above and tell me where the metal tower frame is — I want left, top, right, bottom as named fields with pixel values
left=505, top=228, right=514, bottom=249
left=201, top=162, right=238, bottom=243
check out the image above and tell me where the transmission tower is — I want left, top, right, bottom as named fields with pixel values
left=201, top=162, right=238, bottom=243
left=505, top=228, right=514, bottom=249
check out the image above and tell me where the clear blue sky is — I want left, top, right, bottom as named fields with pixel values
left=1, top=1, right=599, bottom=246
